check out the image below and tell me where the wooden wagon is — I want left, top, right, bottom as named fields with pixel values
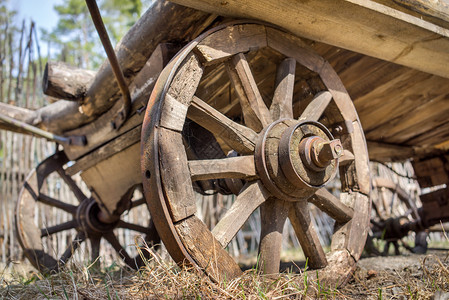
left=1, top=0, right=449, bottom=287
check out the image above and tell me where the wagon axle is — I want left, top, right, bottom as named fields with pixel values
left=255, top=120, right=341, bottom=202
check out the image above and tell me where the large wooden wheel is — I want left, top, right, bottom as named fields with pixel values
left=15, top=151, right=159, bottom=273
left=141, top=23, right=371, bottom=286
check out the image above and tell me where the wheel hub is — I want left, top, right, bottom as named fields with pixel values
left=255, top=119, right=341, bottom=201
left=76, top=198, right=119, bottom=235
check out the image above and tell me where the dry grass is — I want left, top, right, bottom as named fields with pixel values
left=1, top=246, right=449, bottom=299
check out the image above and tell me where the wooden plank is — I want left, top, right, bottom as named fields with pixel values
left=158, top=127, right=196, bottom=222
left=188, top=156, right=257, bottom=181
left=366, top=92, right=449, bottom=144
left=367, top=140, right=416, bottom=162
left=195, top=23, right=267, bottom=64
left=373, top=0, right=449, bottom=28
left=188, top=96, right=258, bottom=155
left=406, top=120, right=449, bottom=148
left=80, top=143, right=141, bottom=214
left=175, top=215, right=243, bottom=281
left=172, top=0, right=449, bottom=78
left=226, top=53, right=272, bottom=131
left=66, top=126, right=141, bottom=176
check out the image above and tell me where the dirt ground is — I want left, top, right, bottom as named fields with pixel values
left=339, top=251, right=449, bottom=299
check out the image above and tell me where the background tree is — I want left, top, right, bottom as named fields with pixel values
left=41, top=0, right=152, bottom=70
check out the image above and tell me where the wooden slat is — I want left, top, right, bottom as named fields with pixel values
left=188, top=96, right=258, bottom=154
left=211, top=181, right=269, bottom=247
left=66, top=126, right=141, bottom=176
left=175, top=215, right=243, bottom=281
left=366, top=93, right=449, bottom=144
left=158, top=128, right=196, bottom=222
left=367, top=140, right=416, bottom=162
left=226, top=53, right=272, bottom=131
left=172, top=0, right=449, bottom=79
left=80, top=143, right=141, bottom=214
left=188, top=156, right=257, bottom=181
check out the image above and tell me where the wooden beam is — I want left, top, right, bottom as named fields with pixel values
left=42, top=61, right=95, bottom=101
left=172, top=0, right=449, bottom=78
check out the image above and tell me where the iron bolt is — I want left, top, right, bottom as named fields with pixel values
left=313, top=139, right=342, bottom=168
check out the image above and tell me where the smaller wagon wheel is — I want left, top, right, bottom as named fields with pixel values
left=367, top=177, right=425, bottom=255
left=15, top=151, right=159, bottom=273
left=142, top=23, right=371, bottom=286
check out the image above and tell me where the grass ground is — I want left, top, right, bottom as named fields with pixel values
left=1, top=246, right=449, bottom=299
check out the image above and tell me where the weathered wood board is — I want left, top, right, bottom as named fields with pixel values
left=80, top=142, right=141, bottom=214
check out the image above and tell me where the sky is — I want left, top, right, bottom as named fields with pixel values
left=8, top=0, right=65, bottom=57
left=9, top=0, right=63, bottom=32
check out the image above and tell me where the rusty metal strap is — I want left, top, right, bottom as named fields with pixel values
left=0, top=112, right=86, bottom=146
left=85, top=0, right=131, bottom=130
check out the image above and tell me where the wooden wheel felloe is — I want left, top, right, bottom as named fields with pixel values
left=15, top=151, right=159, bottom=273
left=141, top=23, right=371, bottom=286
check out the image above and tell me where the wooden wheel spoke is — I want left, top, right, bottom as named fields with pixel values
left=188, top=155, right=257, bottom=181
left=308, top=188, right=354, bottom=223
left=130, top=197, right=146, bottom=209
left=90, top=236, right=101, bottom=262
left=270, top=58, right=296, bottom=120
left=56, top=168, right=87, bottom=202
left=298, top=91, right=332, bottom=122
left=37, top=194, right=77, bottom=214
left=289, top=201, right=327, bottom=269
left=41, top=220, right=77, bottom=237
left=117, top=220, right=150, bottom=234
left=226, top=53, right=272, bottom=131
left=211, top=180, right=270, bottom=247
left=104, top=232, right=135, bottom=266
left=188, top=96, right=258, bottom=154
left=58, top=231, right=85, bottom=266
left=258, top=198, right=289, bottom=274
